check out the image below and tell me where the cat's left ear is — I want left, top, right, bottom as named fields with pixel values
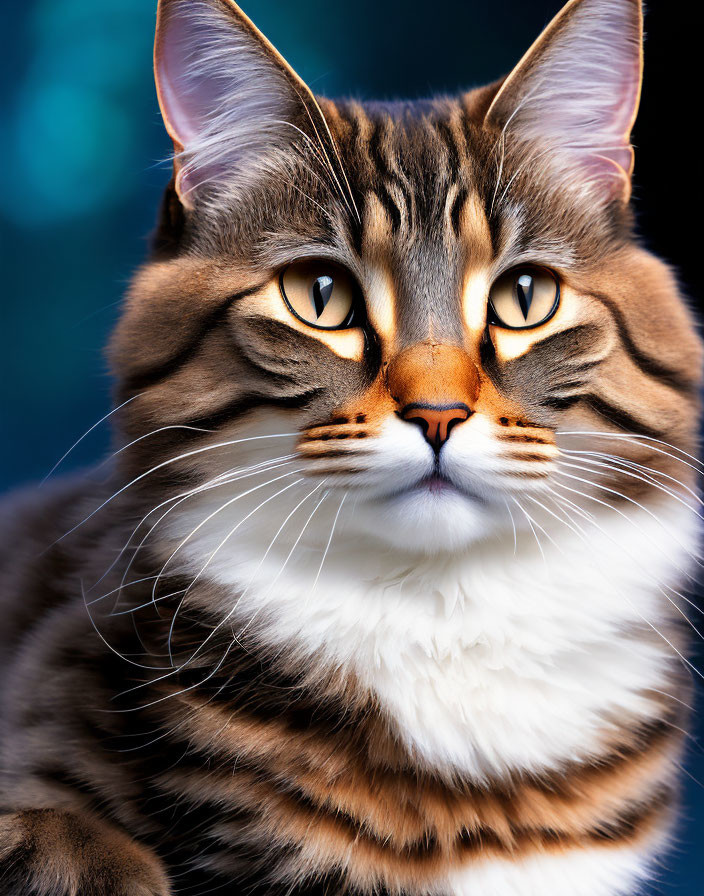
left=154, top=0, right=335, bottom=208
left=484, top=0, right=643, bottom=203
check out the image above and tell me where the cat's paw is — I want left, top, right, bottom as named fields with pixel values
left=0, top=809, right=171, bottom=896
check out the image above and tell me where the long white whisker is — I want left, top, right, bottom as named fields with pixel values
left=90, top=455, right=297, bottom=595
left=561, top=448, right=703, bottom=507
left=115, top=481, right=327, bottom=700
left=557, top=431, right=704, bottom=476
left=109, top=458, right=297, bottom=610
left=96, top=424, right=214, bottom=470
left=555, top=466, right=702, bottom=572
left=41, top=394, right=143, bottom=484
left=107, top=461, right=297, bottom=617
left=540, top=486, right=704, bottom=678
left=237, top=488, right=330, bottom=642
left=554, top=477, right=698, bottom=584
left=48, top=433, right=299, bottom=548
left=166, top=476, right=305, bottom=666
left=310, top=492, right=347, bottom=595
left=542, top=489, right=704, bottom=676
left=524, top=493, right=583, bottom=541
left=228, top=481, right=327, bottom=623
left=153, top=466, right=303, bottom=611
left=559, top=457, right=704, bottom=523
left=81, top=580, right=171, bottom=672
left=503, top=498, right=518, bottom=555
left=181, top=478, right=305, bottom=603
left=511, top=497, right=547, bottom=566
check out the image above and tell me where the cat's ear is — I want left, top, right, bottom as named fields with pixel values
left=154, top=0, right=326, bottom=207
left=484, top=0, right=643, bottom=203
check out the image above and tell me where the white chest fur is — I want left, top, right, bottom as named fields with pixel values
left=163, top=485, right=696, bottom=896
left=169, top=487, right=696, bottom=782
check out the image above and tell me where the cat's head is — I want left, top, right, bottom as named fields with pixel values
left=111, top=0, right=701, bottom=556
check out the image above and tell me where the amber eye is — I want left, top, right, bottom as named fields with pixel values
left=280, top=260, right=362, bottom=330
left=488, top=266, right=560, bottom=330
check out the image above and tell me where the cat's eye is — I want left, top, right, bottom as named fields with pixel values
left=280, top=260, right=362, bottom=330
left=488, top=266, right=560, bottom=330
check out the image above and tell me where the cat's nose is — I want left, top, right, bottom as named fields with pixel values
left=400, top=403, right=471, bottom=452
left=386, top=342, right=480, bottom=452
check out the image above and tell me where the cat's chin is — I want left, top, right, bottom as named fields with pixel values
left=353, top=484, right=495, bottom=554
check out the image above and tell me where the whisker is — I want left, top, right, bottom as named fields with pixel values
left=503, top=498, right=518, bottom=555
left=558, top=485, right=704, bottom=680
left=47, top=432, right=299, bottom=548
left=557, top=430, right=704, bottom=476
left=559, top=457, right=704, bottom=523
left=81, top=580, right=172, bottom=672
left=111, top=639, right=237, bottom=713
left=166, top=475, right=306, bottom=666
left=90, top=455, right=297, bottom=595
left=174, top=477, right=305, bottom=616
left=525, top=493, right=583, bottom=541
left=41, top=394, right=143, bottom=484
left=237, top=488, right=330, bottom=641
left=118, top=482, right=330, bottom=703
left=555, top=466, right=702, bottom=572
left=96, top=424, right=214, bottom=470
left=561, top=449, right=704, bottom=508
left=115, top=458, right=297, bottom=613
left=226, top=480, right=327, bottom=623
left=541, top=490, right=704, bottom=674
left=310, top=492, right=347, bottom=595
left=511, top=497, right=547, bottom=566
left=153, top=467, right=304, bottom=614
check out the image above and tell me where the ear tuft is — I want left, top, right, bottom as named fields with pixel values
left=485, top=0, right=643, bottom=203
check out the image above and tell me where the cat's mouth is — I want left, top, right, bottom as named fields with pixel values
left=401, top=471, right=486, bottom=504
left=416, top=473, right=456, bottom=494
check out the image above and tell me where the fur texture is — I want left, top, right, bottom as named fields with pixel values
left=0, top=1, right=700, bottom=895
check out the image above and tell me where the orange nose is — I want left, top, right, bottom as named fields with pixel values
left=386, top=342, right=479, bottom=452
left=401, top=403, right=471, bottom=451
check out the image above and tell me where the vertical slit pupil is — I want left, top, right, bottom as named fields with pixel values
left=312, top=275, right=334, bottom=318
left=515, top=273, right=534, bottom=320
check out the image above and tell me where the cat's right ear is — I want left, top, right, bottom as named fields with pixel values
left=484, top=0, right=643, bottom=204
left=154, top=0, right=328, bottom=208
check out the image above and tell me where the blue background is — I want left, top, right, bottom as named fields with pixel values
left=1, top=0, right=701, bottom=890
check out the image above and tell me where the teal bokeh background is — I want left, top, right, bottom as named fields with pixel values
left=1, top=1, right=701, bottom=890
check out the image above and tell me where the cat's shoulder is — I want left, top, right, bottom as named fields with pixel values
left=0, top=475, right=92, bottom=563
left=0, top=475, right=100, bottom=662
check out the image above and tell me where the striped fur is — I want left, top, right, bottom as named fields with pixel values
left=0, top=1, right=701, bottom=895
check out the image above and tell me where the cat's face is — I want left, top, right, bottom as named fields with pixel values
left=112, top=0, right=700, bottom=556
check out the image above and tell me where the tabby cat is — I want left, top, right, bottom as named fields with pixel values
left=0, top=0, right=701, bottom=894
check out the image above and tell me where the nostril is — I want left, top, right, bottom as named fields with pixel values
left=400, top=403, right=471, bottom=453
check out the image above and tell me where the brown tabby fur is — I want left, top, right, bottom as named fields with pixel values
left=0, top=0, right=700, bottom=894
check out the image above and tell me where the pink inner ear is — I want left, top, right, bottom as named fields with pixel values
left=489, top=0, right=643, bottom=201
left=153, top=0, right=301, bottom=204
left=157, top=11, right=223, bottom=149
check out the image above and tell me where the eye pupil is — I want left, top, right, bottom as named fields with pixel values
left=488, top=265, right=559, bottom=330
left=515, top=273, right=534, bottom=319
left=280, top=261, right=359, bottom=330
left=312, top=275, right=334, bottom=319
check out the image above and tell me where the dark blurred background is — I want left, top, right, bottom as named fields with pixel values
left=1, top=0, right=701, bottom=890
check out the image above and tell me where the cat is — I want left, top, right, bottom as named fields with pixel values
left=0, top=0, right=701, bottom=894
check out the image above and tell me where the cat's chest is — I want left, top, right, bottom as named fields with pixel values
left=172, top=497, right=689, bottom=781
left=163, top=647, right=670, bottom=896
left=159, top=498, right=691, bottom=894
